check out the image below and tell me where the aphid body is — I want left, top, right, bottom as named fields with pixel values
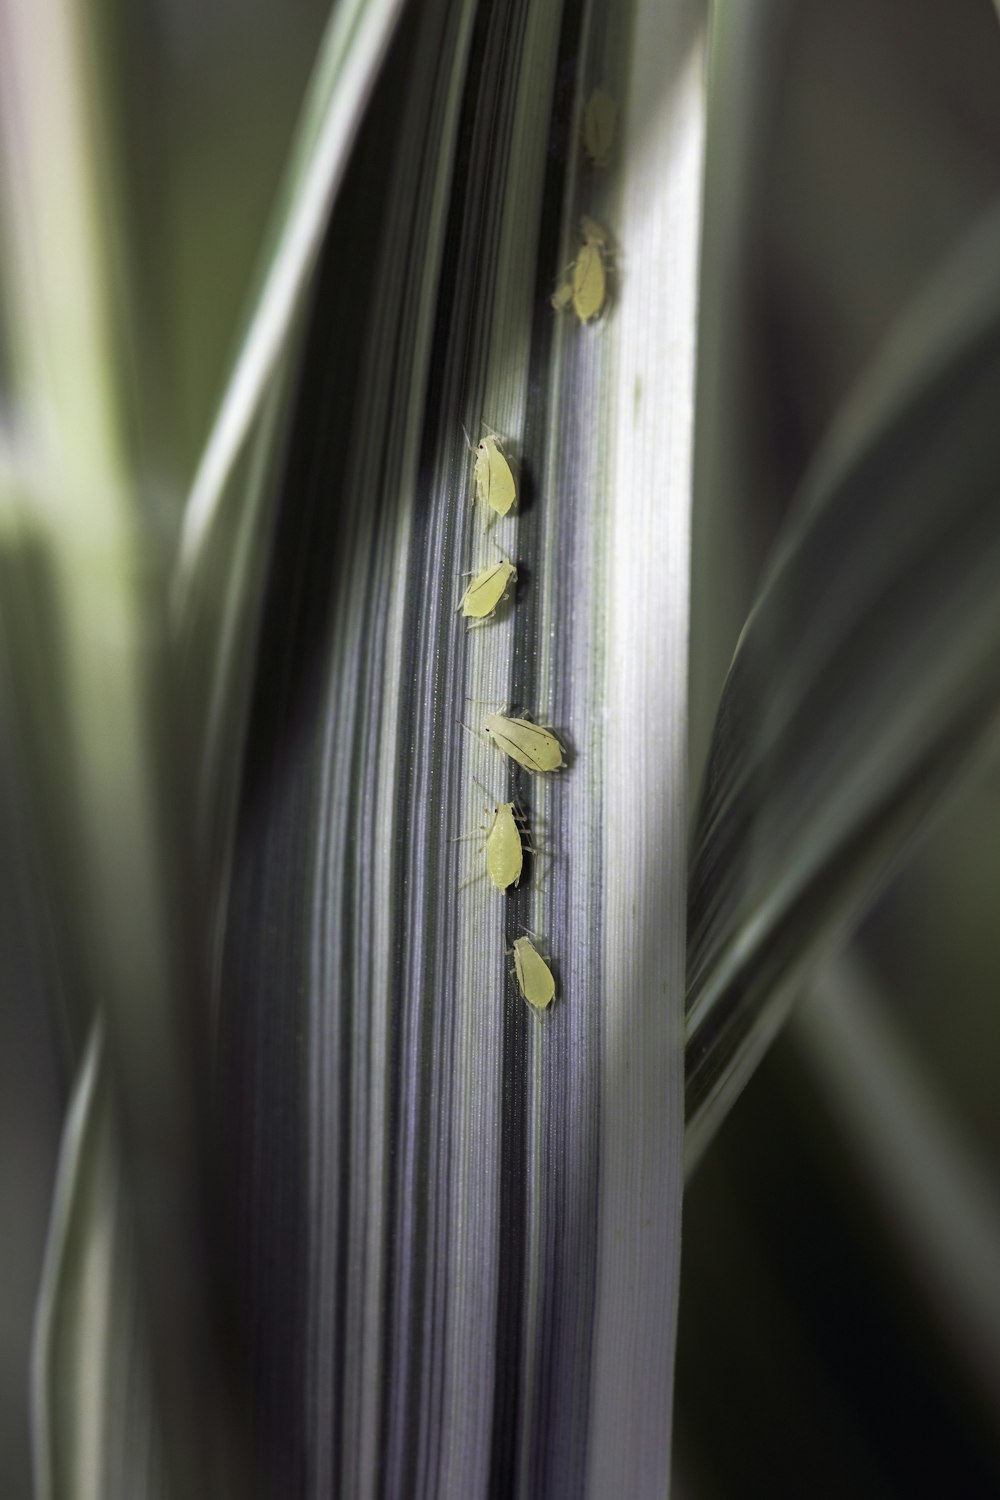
left=473, top=434, right=516, bottom=517
left=484, top=712, right=565, bottom=774
left=582, top=87, right=616, bottom=168
left=551, top=217, right=610, bottom=325
left=513, top=936, right=555, bottom=1010
left=486, top=801, right=523, bottom=890
left=460, top=558, right=517, bottom=621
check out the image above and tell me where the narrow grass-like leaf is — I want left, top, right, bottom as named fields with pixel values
left=211, top=2, right=703, bottom=1497
left=31, top=1027, right=166, bottom=1500
left=686, top=203, right=1000, bottom=1165
left=175, top=0, right=410, bottom=594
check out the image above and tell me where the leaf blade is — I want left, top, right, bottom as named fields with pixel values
left=686, top=202, right=1000, bottom=1163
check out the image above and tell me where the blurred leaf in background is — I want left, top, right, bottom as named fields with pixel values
left=682, top=0, right=1000, bottom=1493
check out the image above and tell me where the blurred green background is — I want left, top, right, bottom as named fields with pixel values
left=684, top=0, right=1000, bottom=1492
left=0, top=3, right=329, bottom=1492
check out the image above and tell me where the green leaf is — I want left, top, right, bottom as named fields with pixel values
left=795, top=953, right=1000, bottom=1397
left=0, top=0, right=255, bottom=1493
left=31, top=1029, right=167, bottom=1500
left=174, top=0, right=411, bottom=597
left=686, top=201, right=1000, bottom=1165
left=201, top=1, right=703, bottom=1494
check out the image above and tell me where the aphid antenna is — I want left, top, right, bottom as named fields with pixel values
left=461, top=421, right=476, bottom=454
left=515, top=921, right=549, bottom=948
left=471, top=771, right=501, bottom=804
left=482, top=536, right=516, bottom=566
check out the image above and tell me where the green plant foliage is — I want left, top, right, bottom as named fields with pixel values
left=687, top=202, right=1000, bottom=1162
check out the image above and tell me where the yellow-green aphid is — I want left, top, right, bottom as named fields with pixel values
left=513, top=936, right=555, bottom=1010
left=486, top=801, right=523, bottom=890
left=551, top=217, right=609, bottom=325
left=582, top=87, right=616, bottom=168
left=473, top=433, right=516, bottom=517
left=484, top=712, right=565, bottom=773
left=460, top=558, right=517, bottom=621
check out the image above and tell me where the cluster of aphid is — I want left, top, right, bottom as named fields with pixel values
left=458, top=87, right=616, bottom=1012
left=458, top=432, right=562, bottom=1011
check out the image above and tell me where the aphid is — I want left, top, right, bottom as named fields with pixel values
left=513, top=935, right=556, bottom=1011
left=485, top=801, right=524, bottom=890
left=484, top=712, right=565, bottom=774
left=469, top=431, right=516, bottom=518
left=455, top=792, right=532, bottom=893
left=459, top=558, right=517, bottom=622
left=551, top=217, right=610, bottom=325
left=582, top=87, right=616, bottom=168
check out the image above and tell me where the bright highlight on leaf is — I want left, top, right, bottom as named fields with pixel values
left=483, top=712, right=566, bottom=773
left=460, top=558, right=517, bottom=621
left=582, top=87, right=616, bottom=168
left=512, top=935, right=555, bottom=1010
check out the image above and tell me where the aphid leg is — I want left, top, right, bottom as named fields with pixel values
left=456, top=864, right=487, bottom=895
